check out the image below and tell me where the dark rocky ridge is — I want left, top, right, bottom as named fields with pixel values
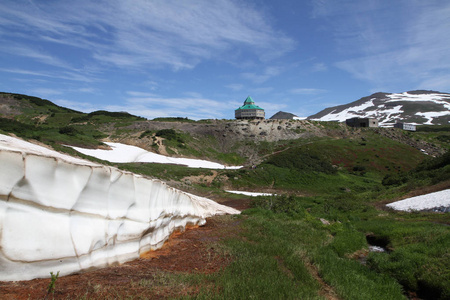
left=270, top=111, right=299, bottom=119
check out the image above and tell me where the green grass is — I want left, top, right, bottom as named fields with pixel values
left=191, top=214, right=323, bottom=299
left=226, top=164, right=381, bottom=195
left=119, top=162, right=213, bottom=182
left=190, top=206, right=407, bottom=299
left=0, top=117, right=105, bottom=147
left=356, top=218, right=450, bottom=299
left=2, top=92, right=449, bottom=299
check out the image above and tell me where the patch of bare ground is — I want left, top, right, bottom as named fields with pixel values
left=0, top=198, right=250, bottom=300
left=181, top=170, right=218, bottom=186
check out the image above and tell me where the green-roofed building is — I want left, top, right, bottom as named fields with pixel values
left=235, top=96, right=265, bottom=120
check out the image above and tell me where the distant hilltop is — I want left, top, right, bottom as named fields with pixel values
left=307, top=90, right=450, bottom=126
left=269, top=111, right=305, bottom=120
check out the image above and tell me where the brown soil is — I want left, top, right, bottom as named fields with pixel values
left=0, top=198, right=252, bottom=300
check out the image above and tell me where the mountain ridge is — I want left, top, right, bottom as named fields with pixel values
left=307, top=90, right=450, bottom=126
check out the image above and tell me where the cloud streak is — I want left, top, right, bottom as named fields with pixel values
left=313, top=0, right=450, bottom=91
left=122, top=93, right=234, bottom=120
left=0, top=0, right=294, bottom=72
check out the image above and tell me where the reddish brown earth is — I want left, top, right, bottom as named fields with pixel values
left=0, top=197, right=252, bottom=300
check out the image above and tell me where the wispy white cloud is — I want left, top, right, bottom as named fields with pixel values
left=313, top=0, right=450, bottom=92
left=0, top=68, right=54, bottom=78
left=241, top=66, right=283, bottom=84
left=312, top=63, right=327, bottom=72
left=0, top=67, right=98, bottom=83
left=126, top=91, right=159, bottom=98
left=183, top=92, right=203, bottom=99
left=290, top=88, right=326, bottom=95
left=226, top=84, right=244, bottom=92
left=256, top=101, right=288, bottom=118
left=0, top=44, right=71, bottom=69
left=53, top=99, right=98, bottom=113
left=123, top=94, right=234, bottom=119
left=0, top=0, right=294, bottom=72
left=419, top=74, right=450, bottom=92
left=29, top=88, right=63, bottom=97
left=250, top=87, right=274, bottom=94
left=77, top=87, right=98, bottom=94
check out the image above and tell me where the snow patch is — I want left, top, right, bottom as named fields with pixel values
left=0, top=134, right=240, bottom=281
left=386, top=189, right=450, bottom=212
left=226, top=190, right=275, bottom=197
left=69, top=143, right=242, bottom=169
left=415, top=111, right=450, bottom=125
left=312, top=98, right=377, bottom=122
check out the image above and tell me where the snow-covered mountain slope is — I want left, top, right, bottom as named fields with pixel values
left=308, top=90, right=450, bottom=126
left=69, top=143, right=242, bottom=169
left=0, top=134, right=239, bottom=281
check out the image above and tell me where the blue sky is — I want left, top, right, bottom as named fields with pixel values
left=1, top=0, right=449, bottom=119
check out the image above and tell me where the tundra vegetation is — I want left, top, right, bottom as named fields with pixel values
left=0, top=93, right=449, bottom=299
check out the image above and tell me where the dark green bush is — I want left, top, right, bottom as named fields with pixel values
left=87, top=110, right=144, bottom=119
left=382, top=174, right=407, bottom=186
left=264, top=147, right=336, bottom=174
left=155, top=129, right=184, bottom=143
left=58, top=126, right=79, bottom=136
left=139, top=130, right=153, bottom=139
left=152, top=117, right=195, bottom=122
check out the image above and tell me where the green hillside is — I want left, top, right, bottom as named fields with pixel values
left=0, top=92, right=449, bottom=299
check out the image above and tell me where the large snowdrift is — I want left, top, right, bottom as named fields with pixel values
left=386, top=189, right=450, bottom=212
left=69, top=142, right=242, bottom=169
left=0, top=134, right=239, bottom=281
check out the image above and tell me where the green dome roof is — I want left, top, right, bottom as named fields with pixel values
left=235, top=96, right=264, bottom=111
left=244, top=96, right=254, bottom=104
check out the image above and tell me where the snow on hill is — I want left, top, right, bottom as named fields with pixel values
left=387, top=189, right=450, bottom=212
left=0, top=134, right=239, bottom=281
left=69, top=143, right=243, bottom=169
left=308, top=90, right=450, bottom=126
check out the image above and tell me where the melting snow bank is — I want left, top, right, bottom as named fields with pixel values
left=226, top=190, right=275, bottom=197
left=0, top=134, right=239, bottom=281
left=386, top=189, right=450, bottom=212
left=69, top=142, right=242, bottom=169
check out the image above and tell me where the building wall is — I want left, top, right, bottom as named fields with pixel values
left=346, top=118, right=378, bottom=128
left=394, top=123, right=416, bottom=131
left=235, top=109, right=265, bottom=119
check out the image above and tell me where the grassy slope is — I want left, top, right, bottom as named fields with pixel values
left=188, top=151, right=449, bottom=299
left=183, top=135, right=448, bottom=299
left=1, top=93, right=449, bottom=299
left=119, top=134, right=449, bottom=299
left=0, top=93, right=245, bottom=164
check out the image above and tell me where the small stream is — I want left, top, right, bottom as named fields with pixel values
left=366, top=234, right=390, bottom=253
left=368, top=245, right=386, bottom=253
